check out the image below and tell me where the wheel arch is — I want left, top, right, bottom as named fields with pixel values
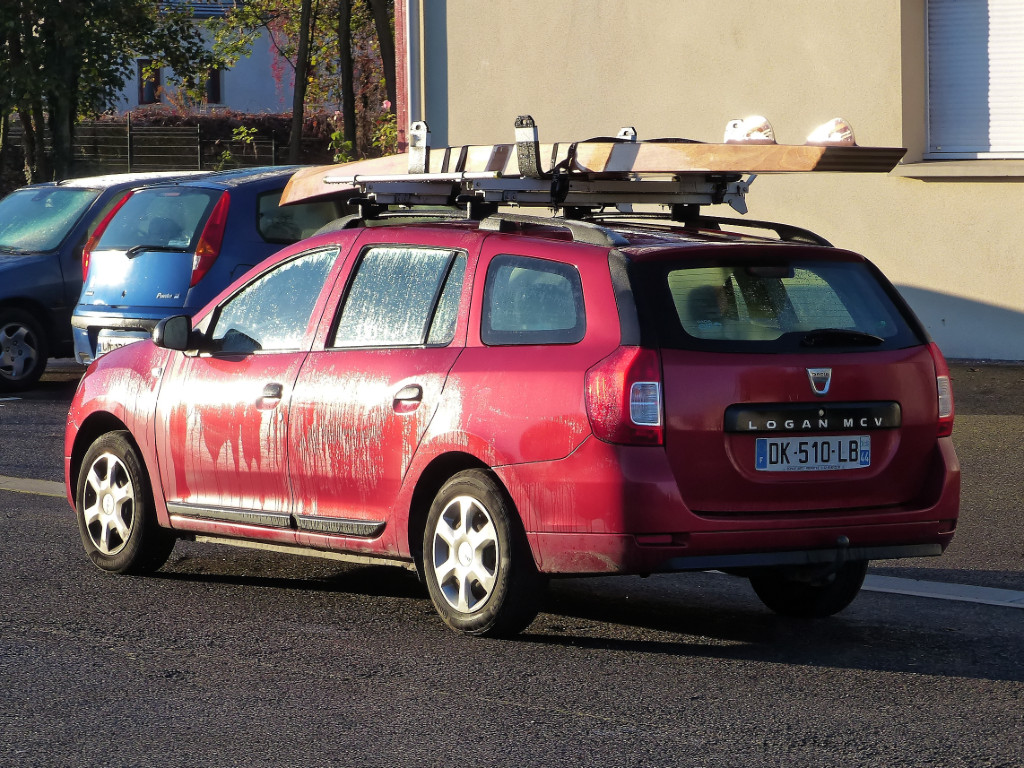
left=406, top=452, right=508, bottom=575
left=70, top=412, right=134, bottom=499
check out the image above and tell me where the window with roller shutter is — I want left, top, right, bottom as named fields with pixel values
left=927, top=0, right=1024, bottom=158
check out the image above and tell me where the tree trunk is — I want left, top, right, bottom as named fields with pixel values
left=0, top=113, right=8, bottom=171
left=287, top=0, right=314, bottom=164
left=48, top=92, right=74, bottom=180
left=46, top=2, right=80, bottom=179
left=337, top=0, right=356, bottom=149
left=368, top=0, right=396, bottom=111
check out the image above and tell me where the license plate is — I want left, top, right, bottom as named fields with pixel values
left=755, top=435, right=870, bottom=472
left=97, top=334, right=146, bottom=356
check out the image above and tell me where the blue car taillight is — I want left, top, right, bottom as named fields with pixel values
left=190, top=191, right=231, bottom=287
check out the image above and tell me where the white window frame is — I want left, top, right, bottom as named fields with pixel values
left=927, top=0, right=1024, bottom=159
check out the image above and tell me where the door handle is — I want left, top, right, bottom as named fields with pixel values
left=257, top=382, right=284, bottom=411
left=393, top=384, right=423, bottom=414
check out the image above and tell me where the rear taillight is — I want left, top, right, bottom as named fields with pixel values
left=190, top=192, right=231, bottom=287
left=585, top=346, right=664, bottom=445
left=929, top=342, right=955, bottom=437
left=82, top=191, right=134, bottom=281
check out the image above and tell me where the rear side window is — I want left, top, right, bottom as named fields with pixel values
left=482, top=254, right=585, bottom=345
left=646, top=258, right=920, bottom=352
left=332, top=246, right=465, bottom=348
left=96, top=187, right=220, bottom=250
left=257, top=190, right=341, bottom=243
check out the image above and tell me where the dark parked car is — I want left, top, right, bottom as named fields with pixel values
left=65, top=193, right=959, bottom=637
left=0, top=172, right=199, bottom=390
left=71, top=166, right=343, bottom=364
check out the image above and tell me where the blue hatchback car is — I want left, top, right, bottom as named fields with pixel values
left=0, top=172, right=201, bottom=390
left=72, top=166, right=343, bottom=363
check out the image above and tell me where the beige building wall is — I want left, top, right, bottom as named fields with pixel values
left=408, top=0, right=1024, bottom=360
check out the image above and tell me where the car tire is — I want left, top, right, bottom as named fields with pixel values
left=423, top=470, right=545, bottom=637
left=76, top=431, right=176, bottom=575
left=749, top=560, right=869, bottom=618
left=0, top=308, right=48, bottom=392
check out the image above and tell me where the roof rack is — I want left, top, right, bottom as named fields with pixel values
left=585, top=212, right=833, bottom=246
left=282, top=115, right=906, bottom=221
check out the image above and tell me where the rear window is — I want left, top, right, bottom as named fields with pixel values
left=96, top=187, right=220, bottom=250
left=641, top=257, right=921, bottom=352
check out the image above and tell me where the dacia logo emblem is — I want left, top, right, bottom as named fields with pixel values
left=807, top=367, right=832, bottom=396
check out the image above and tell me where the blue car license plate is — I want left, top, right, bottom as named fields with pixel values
left=755, top=435, right=870, bottom=472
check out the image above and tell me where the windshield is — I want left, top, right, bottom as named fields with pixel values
left=640, top=255, right=922, bottom=352
left=0, top=187, right=99, bottom=252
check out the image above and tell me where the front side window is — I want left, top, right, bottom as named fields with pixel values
left=332, top=246, right=465, bottom=348
left=482, top=254, right=585, bottom=345
left=209, top=248, right=339, bottom=354
left=647, top=258, right=921, bottom=352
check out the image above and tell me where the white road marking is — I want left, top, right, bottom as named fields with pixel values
left=0, top=476, right=66, bottom=498
left=863, top=575, right=1024, bottom=609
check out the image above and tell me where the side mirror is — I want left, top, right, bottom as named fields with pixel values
left=152, top=315, right=194, bottom=351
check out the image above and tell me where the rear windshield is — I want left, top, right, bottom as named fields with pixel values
left=96, top=187, right=220, bottom=250
left=638, top=256, right=922, bottom=352
left=0, top=187, right=99, bottom=252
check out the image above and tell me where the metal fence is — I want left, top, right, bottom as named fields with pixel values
left=73, top=122, right=280, bottom=172
left=7, top=120, right=286, bottom=175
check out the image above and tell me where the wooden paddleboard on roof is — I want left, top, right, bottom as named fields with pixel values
left=281, top=115, right=906, bottom=206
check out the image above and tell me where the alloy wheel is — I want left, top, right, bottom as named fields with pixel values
left=81, top=452, right=136, bottom=556
left=431, top=495, right=500, bottom=613
left=0, top=320, right=40, bottom=382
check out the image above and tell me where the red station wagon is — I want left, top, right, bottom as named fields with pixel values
left=65, top=125, right=960, bottom=636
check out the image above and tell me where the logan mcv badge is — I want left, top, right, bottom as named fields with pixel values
left=807, top=367, right=832, bottom=396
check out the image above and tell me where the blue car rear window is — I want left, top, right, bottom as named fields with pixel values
left=96, top=187, right=220, bottom=250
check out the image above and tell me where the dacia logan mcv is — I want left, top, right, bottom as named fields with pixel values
left=65, top=211, right=959, bottom=637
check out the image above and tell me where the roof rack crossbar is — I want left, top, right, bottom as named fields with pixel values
left=479, top=213, right=629, bottom=247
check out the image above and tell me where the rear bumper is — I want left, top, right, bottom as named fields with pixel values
left=71, top=310, right=166, bottom=363
left=497, top=435, right=959, bottom=576
left=659, top=542, right=942, bottom=571
left=531, top=524, right=953, bottom=575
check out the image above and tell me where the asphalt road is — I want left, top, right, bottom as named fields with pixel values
left=1, top=360, right=1021, bottom=768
